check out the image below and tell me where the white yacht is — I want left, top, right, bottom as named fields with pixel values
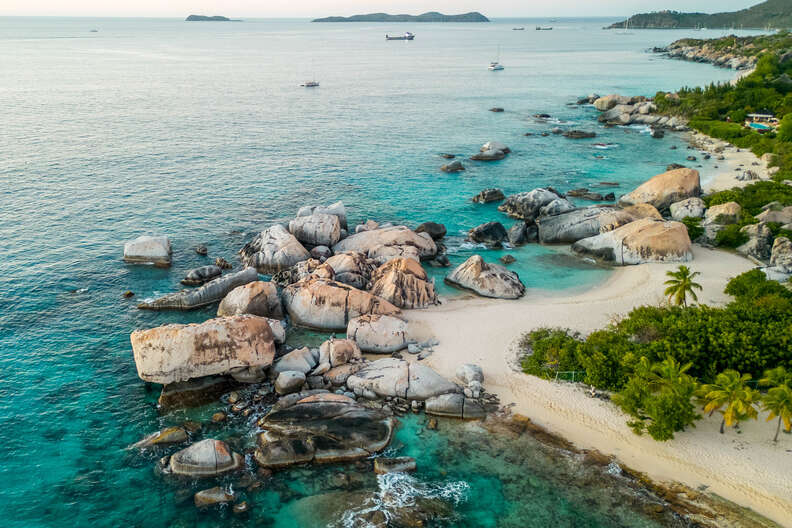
left=300, top=80, right=319, bottom=87
left=386, top=32, right=415, bottom=41
left=488, top=46, right=504, bottom=70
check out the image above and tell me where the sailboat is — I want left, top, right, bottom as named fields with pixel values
left=300, top=61, right=319, bottom=87
left=617, top=18, right=634, bottom=35
left=488, top=45, right=504, bottom=71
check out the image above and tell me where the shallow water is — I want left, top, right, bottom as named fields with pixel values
left=0, top=16, right=755, bottom=526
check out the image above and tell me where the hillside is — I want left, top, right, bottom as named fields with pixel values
left=608, top=0, right=792, bottom=29
left=185, top=15, right=232, bottom=22
left=312, top=11, right=489, bottom=23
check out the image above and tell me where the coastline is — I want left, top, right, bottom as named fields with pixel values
left=407, top=246, right=792, bottom=526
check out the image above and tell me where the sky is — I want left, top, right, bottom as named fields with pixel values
left=0, top=0, right=764, bottom=18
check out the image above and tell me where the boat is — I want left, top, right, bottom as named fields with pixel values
left=488, top=46, right=504, bottom=71
left=512, top=27, right=525, bottom=31
left=535, top=26, right=552, bottom=31
left=617, top=18, right=634, bottom=35
left=300, top=81, right=319, bottom=87
left=386, top=32, right=414, bottom=41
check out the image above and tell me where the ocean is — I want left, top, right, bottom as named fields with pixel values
left=0, top=16, right=754, bottom=527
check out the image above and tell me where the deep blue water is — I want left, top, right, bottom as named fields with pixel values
left=0, top=17, right=755, bottom=526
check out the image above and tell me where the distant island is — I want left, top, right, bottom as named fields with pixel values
left=608, top=0, right=792, bottom=29
left=312, top=11, right=489, bottom=23
left=185, top=15, right=234, bottom=22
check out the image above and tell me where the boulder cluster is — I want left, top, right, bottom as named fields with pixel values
left=659, top=41, right=758, bottom=71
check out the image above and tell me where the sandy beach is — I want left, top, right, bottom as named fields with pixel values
left=690, top=129, right=776, bottom=193
left=407, top=245, right=792, bottom=526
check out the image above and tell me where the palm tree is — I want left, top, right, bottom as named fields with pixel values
left=698, top=370, right=759, bottom=434
left=664, top=265, right=703, bottom=307
left=762, top=385, right=792, bottom=442
left=759, top=366, right=791, bottom=389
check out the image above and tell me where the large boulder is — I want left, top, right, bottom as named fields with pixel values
left=756, top=205, right=792, bottom=225
left=618, top=168, right=701, bottom=211
left=138, top=267, right=259, bottom=310
left=167, top=439, right=244, bottom=477
left=472, top=188, right=505, bottom=204
left=347, top=314, right=414, bottom=353
left=440, top=160, right=465, bottom=172
left=323, top=252, right=376, bottom=290
left=289, top=213, right=342, bottom=247
left=282, top=278, right=401, bottom=331
left=444, top=255, right=526, bottom=299
left=273, top=347, right=318, bottom=375
left=498, top=188, right=567, bottom=221
left=217, top=281, right=283, bottom=319
left=537, top=205, right=661, bottom=244
left=468, top=221, right=508, bottom=247
left=572, top=218, right=692, bottom=265
left=737, top=223, right=773, bottom=261
left=254, top=394, right=395, bottom=468
left=239, top=225, right=310, bottom=274
left=181, top=265, right=222, bottom=286
left=297, top=201, right=348, bottom=230
left=130, top=314, right=276, bottom=384
left=704, top=202, right=742, bottom=225
left=275, top=371, right=306, bottom=395
left=369, top=258, right=438, bottom=309
left=346, top=358, right=460, bottom=400
left=770, top=237, right=792, bottom=273
left=271, top=258, right=330, bottom=287
left=415, top=222, right=446, bottom=240
left=123, top=235, right=172, bottom=267
left=425, top=393, right=486, bottom=420
left=593, top=94, right=622, bottom=111
left=669, top=197, right=706, bottom=221
left=332, top=226, right=437, bottom=261
left=319, top=338, right=362, bottom=367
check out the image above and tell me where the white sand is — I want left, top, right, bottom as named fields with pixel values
left=407, top=246, right=792, bottom=526
left=688, top=130, right=775, bottom=193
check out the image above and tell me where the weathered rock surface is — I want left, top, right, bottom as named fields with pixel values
left=456, top=364, right=484, bottom=385
left=618, top=168, right=701, bottom=211
left=472, top=188, right=505, bottom=204
left=310, top=245, right=332, bottom=261
left=536, top=206, right=626, bottom=243
left=737, top=223, right=773, bottom=261
left=239, top=225, right=310, bottom=274
left=132, top=426, right=188, bottom=448
left=157, top=376, right=238, bottom=409
left=445, top=255, right=525, bottom=299
left=194, top=487, right=235, bottom=508
left=217, top=280, right=283, bottom=319
left=425, top=393, right=486, bottom=419
left=319, top=338, right=362, bottom=367
left=704, top=201, right=742, bottom=225
left=415, top=222, right=446, bottom=240
left=167, top=439, right=244, bottom=477
left=271, top=258, right=330, bottom=287
left=346, top=358, right=459, bottom=400
left=282, top=278, right=401, bottom=331
left=123, top=235, right=172, bottom=267
left=181, top=265, right=222, bottom=286
left=757, top=206, right=792, bottom=225
left=369, top=257, right=438, bottom=309
left=289, top=213, right=342, bottom=247
left=572, top=218, right=692, bottom=265
left=130, top=314, right=276, bottom=384
left=297, top=201, right=348, bottom=230
left=770, top=237, right=792, bottom=273
left=441, top=160, right=465, bottom=172
left=254, top=394, right=395, bottom=468
left=669, top=197, right=706, bottom=220
left=138, top=267, right=259, bottom=310
left=332, top=226, right=437, bottom=261
left=347, top=314, right=413, bottom=353
left=273, top=346, right=318, bottom=375
left=374, top=457, right=416, bottom=474
left=468, top=221, right=508, bottom=247
left=275, top=371, right=306, bottom=395
left=498, top=188, right=569, bottom=221
left=323, top=252, right=376, bottom=289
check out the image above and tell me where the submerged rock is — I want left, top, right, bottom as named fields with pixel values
left=130, top=314, right=276, bottom=384
left=167, top=439, right=244, bottom=477
left=347, top=314, right=414, bottom=353
left=181, top=265, right=222, bottom=286
left=132, top=426, right=188, bottom=449
left=138, top=267, right=259, bottom=310
left=498, top=188, right=568, bottom=221
left=472, top=188, right=505, bottom=204
left=123, top=235, right=172, bottom=267
left=157, top=375, right=238, bottom=409
left=194, top=487, right=235, bottom=508
left=572, top=218, right=692, bottom=265
left=445, top=255, right=525, bottom=299
left=217, top=280, right=283, bottom=319
left=374, top=457, right=416, bottom=474
left=440, top=160, right=465, bottom=172
left=239, top=224, right=310, bottom=274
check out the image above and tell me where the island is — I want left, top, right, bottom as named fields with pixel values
left=312, top=11, right=489, bottom=23
left=185, top=15, right=233, bottom=22
left=607, top=0, right=791, bottom=29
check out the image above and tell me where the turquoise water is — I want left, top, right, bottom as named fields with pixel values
left=0, top=16, right=752, bottom=526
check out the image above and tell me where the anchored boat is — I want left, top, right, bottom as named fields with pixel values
left=386, top=32, right=415, bottom=40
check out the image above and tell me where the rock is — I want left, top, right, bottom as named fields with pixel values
left=536, top=207, right=618, bottom=243
left=440, top=153, right=455, bottom=159
left=167, top=439, right=244, bottom=477
left=273, top=347, right=318, bottom=375
left=468, top=221, right=508, bottom=247
left=255, top=394, right=395, bottom=468
left=425, top=394, right=486, bottom=419
left=123, top=291, right=134, bottom=298
left=498, top=188, right=566, bottom=221
left=539, top=198, right=577, bottom=217
left=215, top=257, right=232, bottom=270
left=239, top=224, right=310, bottom=274
left=275, top=371, right=306, bottom=395
left=456, top=364, right=484, bottom=385
left=194, top=487, right=235, bottom=508
left=444, top=255, right=525, bottom=299
left=618, top=168, right=701, bottom=211
left=563, top=130, right=596, bottom=139
left=472, top=188, right=505, bottom=204
left=440, top=160, right=465, bottom=172
left=704, top=202, right=742, bottom=225
left=572, top=218, right=692, bottom=265
left=130, top=314, right=276, bottom=384
left=195, top=244, right=208, bottom=256
left=507, top=222, right=531, bottom=246
left=651, top=129, right=665, bottom=139
left=499, top=255, right=515, bottom=264
left=347, top=314, right=413, bottom=353
left=323, top=252, right=376, bottom=289
left=181, top=265, right=222, bottom=286
left=132, top=426, right=188, bottom=448
left=666, top=163, right=686, bottom=171
left=669, top=197, right=706, bottom=220
left=551, top=127, right=563, bottom=135
left=333, top=226, right=437, bottom=263
left=771, top=237, right=792, bottom=273
left=271, top=258, right=328, bottom=287
left=369, top=257, right=438, bottom=309
left=471, top=148, right=506, bottom=161
left=593, top=95, right=621, bottom=111
left=374, top=457, right=416, bottom=474
left=355, top=220, right=380, bottom=233
left=123, top=235, right=172, bottom=267
left=233, top=502, right=249, bottom=515
left=346, top=358, right=459, bottom=400
left=310, top=245, right=332, bottom=260
left=319, top=338, right=362, bottom=367
left=212, top=412, right=227, bottom=423
left=367, top=244, right=421, bottom=265
left=415, top=222, right=446, bottom=240
left=737, top=223, right=773, bottom=261
left=138, top=267, right=259, bottom=310
left=687, top=155, right=697, bottom=162
left=297, top=201, right=348, bottom=230
left=481, top=141, right=510, bottom=154
left=324, top=362, right=364, bottom=386
left=282, top=278, right=401, bottom=331
left=217, top=281, right=283, bottom=319
left=158, top=376, right=238, bottom=409
left=756, top=206, right=792, bottom=225
left=289, top=213, right=342, bottom=247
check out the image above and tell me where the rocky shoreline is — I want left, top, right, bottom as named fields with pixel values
left=653, top=39, right=758, bottom=71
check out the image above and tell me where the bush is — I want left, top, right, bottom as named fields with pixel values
left=577, top=331, right=636, bottom=390
left=714, top=224, right=749, bottom=248
left=779, top=114, right=792, bottom=142
left=706, top=181, right=792, bottom=215
left=519, top=328, right=583, bottom=379
left=681, top=216, right=704, bottom=240
left=725, top=269, right=792, bottom=302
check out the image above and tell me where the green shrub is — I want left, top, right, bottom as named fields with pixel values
left=519, top=328, right=583, bottom=379
left=714, top=224, right=749, bottom=248
left=725, top=269, right=792, bottom=302
left=681, top=216, right=704, bottom=240
left=706, top=181, right=792, bottom=215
